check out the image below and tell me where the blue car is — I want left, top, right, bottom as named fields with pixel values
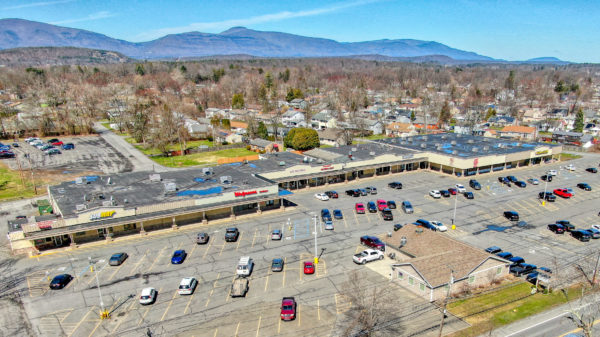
left=171, top=250, right=187, bottom=264
left=367, top=201, right=377, bottom=213
left=496, top=251, right=513, bottom=260
left=62, top=143, right=75, bottom=150
left=333, top=209, right=343, bottom=219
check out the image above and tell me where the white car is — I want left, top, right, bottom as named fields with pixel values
left=455, top=184, right=466, bottom=193
left=430, top=221, right=448, bottom=232
left=271, top=229, right=282, bottom=240
left=324, top=222, right=334, bottom=230
left=314, top=193, right=329, bottom=201
left=178, top=277, right=198, bottom=295
left=352, top=249, right=384, bottom=264
left=139, top=287, right=157, bottom=305
left=565, top=164, right=576, bottom=171
left=429, top=190, right=441, bottom=198
left=527, top=178, right=539, bottom=185
left=547, top=169, right=558, bottom=176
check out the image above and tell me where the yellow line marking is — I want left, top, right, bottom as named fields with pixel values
left=160, top=290, right=178, bottom=321
left=560, top=317, right=600, bottom=336
left=146, top=246, right=166, bottom=272
left=282, top=257, right=286, bottom=288
left=184, top=291, right=196, bottom=314
left=297, top=304, right=301, bottom=327
left=213, top=329, right=218, bottom=337
left=59, top=309, right=74, bottom=323
left=129, top=249, right=150, bottom=276
left=68, top=306, right=96, bottom=337
left=105, top=262, right=124, bottom=283
left=264, top=272, right=270, bottom=292
left=219, top=242, right=225, bottom=256
left=318, top=299, right=320, bottom=320
left=202, top=239, right=213, bottom=259
left=88, top=296, right=123, bottom=337
left=278, top=317, right=281, bottom=334
left=236, top=231, right=243, bottom=251
left=255, top=315, right=262, bottom=337
left=251, top=228, right=258, bottom=248
left=235, top=322, right=241, bottom=336
left=187, top=243, right=198, bottom=259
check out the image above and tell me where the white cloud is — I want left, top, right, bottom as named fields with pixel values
left=3, top=0, right=75, bottom=10
left=50, top=11, right=117, bottom=25
left=135, top=0, right=383, bottom=41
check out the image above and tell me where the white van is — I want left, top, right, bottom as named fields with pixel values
left=236, top=256, right=254, bottom=277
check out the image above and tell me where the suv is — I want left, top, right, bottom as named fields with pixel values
left=321, top=209, right=333, bottom=223
left=281, top=297, right=297, bottom=321
left=360, top=235, right=385, bottom=251
left=571, top=229, right=591, bottom=242
left=548, top=223, right=565, bottom=234
left=236, top=256, right=254, bottom=276
left=504, top=211, right=519, bottom=221
left=510, top=263, right=537, bottom=277
left=381, top=208, right=393, bottom=221
left=367, top=201, right=377, bottom=213
left=388, top=182, right=403, bottom=189
left=401, top=201, right=414, bottom=214
left=469, top=179, right=481, bottom=190
left=225, top=227, right=240, bottom=242
left=538, top=192, right=556, bottom=202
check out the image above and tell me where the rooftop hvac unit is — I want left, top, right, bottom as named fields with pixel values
left=422, top=136, right=428, bottom=141
left=107, top=177, right=112, bottom=185
left=456, top=134, right=462, bottom=137
left=369, top=151, right=375, bottom=156
left=351, top=148, right=357, bottom=152
left=220, top=176, right=232, bottom=184
left=279, top=161, right=285, bottom=166
left=452, top=150, right=458, bottom=155
left=75, top=204, right=86, bottom=211
left=202, top=167, right=213, bottom=175
left=75, top=177, right=83, bottom=185
left=441, top=135, right=447, bottom=139
left=483, top=145, right=489, bottom=151
left=451, top=140, right=457, bottom=145
left=472, top=147, right=479, bottom=152
left=303, top=156, right=309, bottom=163
left=434, top=143, right=441, bottom=147
left=149, top=174, right=161, bottom=182
left=102, top=200, right=114, bottom=207
left=400, top=141, right=407, bottom=145
left=420, top=143, right=427, bottom=148
left=164, top=182, right=177, bottom=192
left=467, top=139, right=475, bottom=144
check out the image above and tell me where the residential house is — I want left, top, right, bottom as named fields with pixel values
left=497, top=126, right=537, bottom=141
left=184, top=119, right=209, bottom=138
left=487, top=115, right=515, bottom=126
left=317, top=128, right=350, bottom=146
left=282, top=110, right=306, bottom=127
left=384, top=225, right=510, bottom=302
left=357, top=118, right=384, bottom=135
left=548, top=108, right=569, bottom=118
left=205, top=108, right=226, bottom=118
left=311, top=110, right=335, bottom=130
left=249, top=138, right=280, bottom=152
left=289, top=98, right=308, bottom=110
left=385, top=122, right=417, bottom=137
left=225, top=132, right=244, bottom=144
left=521, top=108, right=545, bottom=124
left=552, top=131, right=594, bottom=147
left=230, top=121, right=248, bottom=134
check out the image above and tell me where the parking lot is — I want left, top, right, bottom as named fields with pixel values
left=8, top=154, right=600, bottom=336
left=5, top=136, right=133, bottom=174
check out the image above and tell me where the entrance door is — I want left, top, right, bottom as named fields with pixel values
left=53, top=236, right=62, bottom=246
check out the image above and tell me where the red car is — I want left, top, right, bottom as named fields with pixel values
left=553, top=188, right=573, bottom=198
left=360, top=235, right=386, bottom=251
left=280, top=297, right=297, bottom=320
left=448, top=188, right=457, bottom=195
left=51, top=140, right=64, bottom=146
left=303, top=261, right=315, bottom=274
left=377, top=199, right=387, bottom=211
left=355, top=203, right=365, bottom=214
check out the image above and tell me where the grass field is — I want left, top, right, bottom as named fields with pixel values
left=150, top=148, right=256, bottom=167
left=447, top=282, right=586, bottom=337
left=560, top=153, right=582, bottom=161
left=0, top=162, right=37, bottom=200
left=133, top=140, right=215, bottom=156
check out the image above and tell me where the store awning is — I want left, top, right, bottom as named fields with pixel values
left=278, top=189, right=293, bottom=196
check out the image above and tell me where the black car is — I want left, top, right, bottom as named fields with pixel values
left=538, top=192, right=556, bottom=202
left=509, top=256, right=525, bottom=265
left=388, top=182, right=403, bottom=189
left=50, top=274, right=73, bottom=289
left=497, top=176, right=505, bottom=183
left=324, top=191, right=339, bottom=198
left=504, top=211, right=519, bottom=221
left=345, top=189, right=360, bottom=197
left=463, top=191, right=474, bottom=199
left=514, top=181, right=527, bottom=188
left=387, top=200, right=396, bottom=209
left=47, top=138, right=59, bottom=144
left=485, top=246, right=502, bottom=254
left=440, top=190, right=450, bottom=197
left=541, top=175, right=553, bottom=182
left=367, top=201, right=377, bottom=213
left=571, top=229, right=591, bottom=242
left=109, top=252, right=128, bottom=266
left=507, top=176, right=518, bottom=183
left=415, top=219, right=437, bottom=231
left=577, top=183, right=592, bottom=191
left=393, top=224, right=404, bottom=231
left=469, top=179, right=481, bottom=190
left=548, top=223, right=565, bottom=234
left=496, top=252, right=513, bottom=260
left=0, top=152, right=15, bottom=158
left=381, top=208, right=393, bottom=221
left=586, top=167, right=598, bottom=173
left=225, top=227, right=240, bottom=242
left=510, top=263, right=537, bottom=276
left=556, top=220, right=575, bottom=231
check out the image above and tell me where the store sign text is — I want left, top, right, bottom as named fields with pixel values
left=90, top=210, right=115, bottom=221
left=535, top=150, right=549, bottom=155
left=235, top=190, right=257, bottom=197
left=321, top=164, right=334, bottom=171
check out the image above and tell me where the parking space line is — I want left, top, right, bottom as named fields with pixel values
left=251, top=228, right=259, bottom=248
left=219, top=242, right=226, bottom=256
left=137, top=287, right=162, bottom=327
left=278, top=318, right=281, bottom=334
left=146, top=246, right=167, bottom=272
left=129, top=249, right=150, bottom=277
left=343, top=217, right=348, bottom=228
left=255, top=315, right=262, bottom=337
left=184, top=292, right=195, bottom=314
left=187, top=243, right=198, bottom=259
left=235, top=322, right=241, bottom=336
left=236, top=232, right=244, bottom=250
left=202, top=239, right=214, bottom=259
left=160, top=290, right=178, bottom=321
left=318, top=299, right=321, bottom=320
left=68, top=306, right=96, bottom=337
left=88, top=296, right=124, bottom=337
left=213, top=328, right=218, bottom=337
left=206, top=272, right=220, bottom=307
left=282, top=257, right=287, bottom=287
left=111, top=299, right=137, bottom=334
left=297, top=304, right=301, bottom=327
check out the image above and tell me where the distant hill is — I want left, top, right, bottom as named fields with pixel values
left=0, top=47, right=131, bottom=66
left=524, top=57, right=570, bottom=65
left=0, top=19, right=569, bottom=63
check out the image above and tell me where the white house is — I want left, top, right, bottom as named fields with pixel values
left=282, top=110, right=306, bottom=127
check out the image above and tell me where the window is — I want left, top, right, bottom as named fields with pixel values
left=496, top=266, right=502, bottom=275
left=420, top=283, right=425, bottom=291
left=75, top=231, right=86, bottom=237
left=408, top=277, right=414, bottom=285
left=469, top=275, right=475, bottom=283
left=124, top=223, right=136, bottom=231
left=398, top=272, right=404, bottom=280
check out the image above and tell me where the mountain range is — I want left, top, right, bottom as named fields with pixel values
left=0, top=18, right=568, bottom=64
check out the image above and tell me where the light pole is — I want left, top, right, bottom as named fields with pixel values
left=312, top=214, right=318, bottom=264
left=451, top=191, right=458, bottom=228
left=542, top=177, right=548, bottom=206
left=89, top=257, right=108, bottom=319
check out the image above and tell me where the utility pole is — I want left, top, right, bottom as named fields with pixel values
left=451, top=191, right=458, bottom=227
left=90, top=257, right=108, bottom=319
left=314, top=214, right=318, bottom=264
left=25, top=154, right=37, bottom=194
left=438, top=269, right=454, bottom=337
left=542, top=176, right=548, bottom=206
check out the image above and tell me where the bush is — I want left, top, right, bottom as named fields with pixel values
left=222, top=141, right=229, bottom=145
left=246, top=145, right=251, bottom=150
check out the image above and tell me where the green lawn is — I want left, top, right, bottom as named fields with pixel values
left=559, top=153, right=582, bottom=161
left=150, top=148, right=256, bottom=167
left=447, top=283, right=586, bottom=337
left=0, top=164, right=38, bottom=200
left=132, top=140, right=215, bottom=156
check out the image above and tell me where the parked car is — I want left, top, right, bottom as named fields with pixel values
left=139, top=287, right=157, bottom=305
left=62, top=143, right=75, bottom=150
left=369, top=187, right=377, bottom=195
left=393, top=224, right=403, bottom=231
left=440, top=190, right=450, bottom=197
left=171, top=250, right=187, bottom=264
left=45, top=148, right=61, bottom=155
left=271, top=258, right=284, bottom=272
left=178, top=277, right=198, bottom=295
left=303, top=261, right=315, bottom=274
left=507, top=176, right=518, bottom=183
left=541, top=174, right=553, bottom=182
left=514, top=181, right=527, bottom=188
left=271, top=229, right=283, bottom=240
left=586, top=167, right=598, bottom=173
left=321, top=209, right=333, bottom=223
left=485, top=246, right=502, bottom=254
left=346, top=189, right=360, bottom=197
left=566, top=188, right=575, bottom=196
left=353, top=249, right=384, bottom=264
left=430, top=221, right=447, bottom=232
left=40, top=144, right=54, bottom=151
left=508, top=256, right=525, bottom=265
left=527, top=178, right=540, bottom=185
left=388, top=181, right=403, bottom=189
left=577, top=183, right=592, bottom=191
left=565, top=164, right=576, bottom=171
left=510, top=263, right=537, bottom=276
left=496, top=252, right=513, bottom=260
left=387, top=200, right=396, bottom=209
left=538, top=192, right=556, bottom=202
left=231, top=277, right=249, bottom=297
left=381, top=208, right=393, bottom=221
left=196, top=232, right=209, bottom=244
left=584, top=228, right=600, bottom=239
left=314, top=193, right=329, bottom=201
left=504, top=211, right=519, bottom=221
left=355, top=203, right=366, bottom=214
left=376, top=199, right=387, bottom=211
left=109, top=252, right=128, bottom=266
left=548, top=223, right=565, bottom=234
left=49, top=274, right=73, bottom=289
left=469, top=179, right=481, bottom=190
left=572, top=229, right=591, bottom=242
left=367, top=201, right=377, bottom=213
left=547, top=169, right=558, bottom=176
left=556, top=220, right=575, bottom=231
left=429, top=190, right=441, bottom=198
left=554, top=188, right=573, bottom=198
left=280, top=297, right=297, bottom=321
left=50, top=140, right=64, bottom=146
left=359, top=189, right=368, bottom=196
left=401, top=201, right=413, bottom=214
left=47, top=138, right=59, bottom=144
left=448, top=188, right=457, bottom=195
left=324, top=222, right=334, bottom=230
left=0, top=151, right=15, bottom=158
left=360, top=235, right=386, bottom=251
left=324, top=191, right=338, bottom=199
left=463, top=191, right=474, bottom=199
left=455, top=184, right=466, bottom=193
left=333, top=209, right=343, bottom=219
left=225, top=227, right=240, bottom=242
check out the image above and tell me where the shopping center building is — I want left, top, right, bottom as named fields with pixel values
left=7, top=133, right=561, bottom=254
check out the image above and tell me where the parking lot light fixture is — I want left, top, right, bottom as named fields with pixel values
left=542, top=178, right=548, bottom=206
left=89, top=257, right=108, bottom=319
left=451, top=191, right=458, bottom=227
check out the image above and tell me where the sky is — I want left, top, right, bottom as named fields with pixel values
left=2, top=0, right=600, bottom=62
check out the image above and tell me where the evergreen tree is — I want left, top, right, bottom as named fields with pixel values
left=135, top=64, right=145, bottom=76
left=231, top=93, right=245, bottom=109
left=574, top=108, right=585, bottom=132
left=438, top=101, right=452, bottom=125
left=257, top=121, right=268, bottom=139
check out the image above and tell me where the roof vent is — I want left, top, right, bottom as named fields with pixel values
left=75, top=177, right=83, bottom=185
left=124, top=199, right=128, bottom=204
left=450, top=140, right=457, bottom=145
left=441, top=135, right=447, bottom=139
left=351, top=148, right=357, bottom=152
left=422, top=136, right=428, bottom=141
left=107, top=177, right=112, bottom=185
left=483, top=145, right=489, bottom=151
left=202, top=167, right=213, bottom=175
left=149, top=174, right=161, bottom=182
left=467, top=139, right=475, bottom=144
left=369, top=151, right=375, bottom=156
left=102, top=200, right=115, bottom=207
left=220, top=176, right=232, bottom=184
left=420, top=143, right=427, bottom=148
left=456, top=134, right=462, bottom=138
left=75, top=204, right=86, bottom=211
left=164, top=182, right=177, bottom=192
left=278, top=161, right=285, bottom=166
left=452, top=150, right=458, bottom=155
left=472, top=147, right=479, bottom=152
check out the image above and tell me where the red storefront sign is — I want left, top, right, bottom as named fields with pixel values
left=235, top=190, right=257, bottom=197
left=37, top=220, right=55, bottom=230
left=321, top=164, right=334, bottom=171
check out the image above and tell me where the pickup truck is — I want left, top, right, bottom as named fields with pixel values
left=353, top=249, right=384, bottom=264
left=230, top=277, right=249, bottom=297
left=280, top=297, right=297, bottom=321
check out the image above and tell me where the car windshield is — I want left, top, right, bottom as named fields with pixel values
left=282, top=305, right=293, bottom=310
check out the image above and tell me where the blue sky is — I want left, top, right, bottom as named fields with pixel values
left=2, top=0, right=599, bottom=62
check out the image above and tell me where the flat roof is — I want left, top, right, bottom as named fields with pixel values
left=376, top=133, right=558, bottom=159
